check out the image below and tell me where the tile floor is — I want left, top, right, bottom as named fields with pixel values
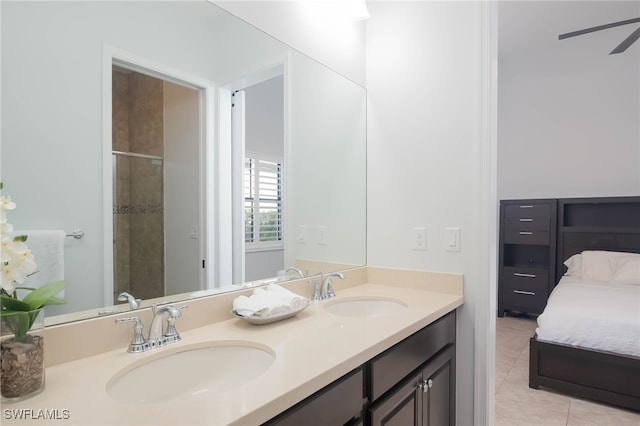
left=495, top=315, right=640, bottom=426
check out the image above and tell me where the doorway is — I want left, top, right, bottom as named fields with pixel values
left=230, top=73, right=285, bottom=284
left=111, top=63, right=204, bottom=303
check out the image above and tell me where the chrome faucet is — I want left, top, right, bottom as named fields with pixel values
left=115, top=304, right=187, bottom=353
left=285, top=267, right=305, bottom=279
left=321, top=272, right=344, bottom=299
left=117, top=292, right=141, bottom=309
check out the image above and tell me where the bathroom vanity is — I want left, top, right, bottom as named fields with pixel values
left=267, top=312, right=455, bottom=426
left=2, top=270, right=462, bottom=426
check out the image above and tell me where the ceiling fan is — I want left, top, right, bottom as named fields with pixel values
left=559, top=17, right=640, bottom=54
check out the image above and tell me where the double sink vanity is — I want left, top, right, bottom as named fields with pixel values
left=3, top=268, right=463, bottom=425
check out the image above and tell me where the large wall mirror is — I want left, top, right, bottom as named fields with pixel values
left=1, top=1, right=366, bottom=324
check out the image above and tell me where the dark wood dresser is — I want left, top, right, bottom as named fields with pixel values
left=498, top=199, right=557, bottom=317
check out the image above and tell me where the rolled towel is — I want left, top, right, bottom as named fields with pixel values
left=265, top=284, right=308, bottom=311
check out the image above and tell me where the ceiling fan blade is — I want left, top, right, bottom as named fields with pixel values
left=610, top=26, right=640, bottom=54
left=559, top=17, right=640, bottom=40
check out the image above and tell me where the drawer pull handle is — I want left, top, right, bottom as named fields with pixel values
left=519, top=205, right=534, bottom=208
left=514, top=273, right=536, bottom=278
left=519, top=218, right=533, bottom=222
left=513, top=290, right=536, bottom=296
left=519, top=231, right=533, bottom=235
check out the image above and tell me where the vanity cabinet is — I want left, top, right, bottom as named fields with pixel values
left=498, top=199, right=557, bottom=316
left=369, top=345, right=454, bottom=426
left=264, top=311, right=456, bottom=426
left=367, top=313, right=455, bottom=426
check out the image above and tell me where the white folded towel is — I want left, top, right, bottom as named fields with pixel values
left=232, top=285, right=307, bottom=318
left=11, top=230, right=65, bottom=298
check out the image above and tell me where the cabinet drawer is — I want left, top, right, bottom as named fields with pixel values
left=369, top=312, right=455, bottom=402
left=504, top=217, right=551, bottom=232
left=504, top=229, right=549, bottom=245
left=504, top=203, right=551, bottom=219
left=502, top=268, right=548, bottom=292
left=266, top=368, right=364, bottom=426
left=502, top=287, right=547, bottom=314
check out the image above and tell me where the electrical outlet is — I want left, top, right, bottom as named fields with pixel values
left=413, top=227, right=426, bottom=250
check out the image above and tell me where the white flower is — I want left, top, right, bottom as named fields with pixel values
left=0, top=193, right=36, bottom=295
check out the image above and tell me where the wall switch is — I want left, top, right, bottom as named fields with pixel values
left=297, top=225, right=307, bottom=244
left=190, top=225, right=198, bottom=239
left=445, top=227, right=461, bottom=252
left=413, top=227, right=427, bottom=251
left=318, top=226, right=328, bottom=245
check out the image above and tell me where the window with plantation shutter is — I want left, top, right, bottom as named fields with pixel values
left=244, top=156, right=283, bottom=249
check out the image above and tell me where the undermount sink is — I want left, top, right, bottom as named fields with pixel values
left=324, top=297, right=407, bottom=317
left=106, top=341, right=275, bottom=405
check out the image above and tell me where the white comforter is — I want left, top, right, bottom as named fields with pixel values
left=536, top=276, right=640, bottom=357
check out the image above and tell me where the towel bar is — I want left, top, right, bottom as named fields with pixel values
left=66, top=229, right=85, bottom=239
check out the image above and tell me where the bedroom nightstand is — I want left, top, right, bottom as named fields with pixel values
left=498, top=199, right=557, bottom=317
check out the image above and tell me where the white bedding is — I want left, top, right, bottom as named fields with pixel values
left=536, top=276, right=640, bottom=357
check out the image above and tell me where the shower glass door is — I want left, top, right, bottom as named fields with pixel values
left=112, top=152, right=165, bottom=303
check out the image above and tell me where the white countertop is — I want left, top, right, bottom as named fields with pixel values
left=2, top=283, right=463, bottom=426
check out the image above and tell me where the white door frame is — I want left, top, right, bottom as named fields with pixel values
left=102, top=45, right=216, bottom=305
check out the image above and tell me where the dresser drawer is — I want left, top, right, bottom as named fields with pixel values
left=502, top=268, right=548, bottom=292
left=504, top=203, right=551, bottom=220
left=502, top=287, right=547, bottom=314
left=504, top=229, right=550, bottom=245
left=369, top=312, right=455, bottom=402
left=504, top=217, right=551, bottom=232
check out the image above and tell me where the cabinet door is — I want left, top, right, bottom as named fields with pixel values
left=421, top=346, right=455, bottom=426
left=370, top=371, right=422, bottom=426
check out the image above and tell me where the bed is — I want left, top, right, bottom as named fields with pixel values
left=528, top=197, right=640, bottom=412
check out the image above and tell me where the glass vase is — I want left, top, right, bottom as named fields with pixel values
left=1, top=308, right=46, bottom=402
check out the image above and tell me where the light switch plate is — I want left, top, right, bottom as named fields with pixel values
left=445, top=227, right=461, bottom=252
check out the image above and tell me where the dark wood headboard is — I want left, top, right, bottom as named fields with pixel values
left=556, top=196, right=640, bottom=284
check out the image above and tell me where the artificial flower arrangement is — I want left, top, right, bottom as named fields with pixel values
left=0, top=182, right=66, bottom=342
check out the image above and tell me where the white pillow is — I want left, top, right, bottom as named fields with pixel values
left=612, top=253, right=640, bottom=285
left=581, top=251, right=617, bottom=281
left=563, top=254, right=582, bottom=277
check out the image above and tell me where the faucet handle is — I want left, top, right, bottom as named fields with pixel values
left=308, top=273, right=323, bottom=301
left=115, top=316, right=148, bottom=353
left=164, top=305, right=187, bottom=343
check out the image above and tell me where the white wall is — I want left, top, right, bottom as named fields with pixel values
left=498, top=1, right=640, bottom=199
left=214, top=1, right=366, bottom=86
left=366, top=2, right=486, bottom=424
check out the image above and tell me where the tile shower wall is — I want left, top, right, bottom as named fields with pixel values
left=112, top=69, right=165, bottom=302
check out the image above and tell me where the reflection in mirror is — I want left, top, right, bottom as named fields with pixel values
left=1, top=1, right=366, bottom=325
left=112, top=64, right=204, bottom=302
